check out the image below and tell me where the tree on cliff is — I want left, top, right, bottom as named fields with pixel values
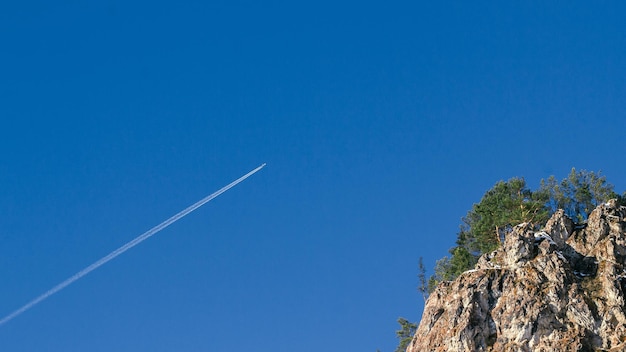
left=425, top=170, right=620, bottom=294
left=427, top=177, right=549, bottom=291
left=398, top=169, right=623, bottom=352
left=540, top=168, right=617, bottom=222
left=462, top=177, right=549, bottom=253
left=394, top=318, right=417, bottom=352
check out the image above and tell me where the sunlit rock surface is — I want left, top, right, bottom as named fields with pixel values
left=409, top=200, right=626, bottom=352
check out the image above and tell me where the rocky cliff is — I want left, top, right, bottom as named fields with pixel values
left=409, top=200, right=626, bottom=352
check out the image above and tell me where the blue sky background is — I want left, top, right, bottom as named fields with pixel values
left=1, top=1, right=625, bottom=351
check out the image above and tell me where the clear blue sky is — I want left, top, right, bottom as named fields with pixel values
left=1, top=1, right=625, bottom=351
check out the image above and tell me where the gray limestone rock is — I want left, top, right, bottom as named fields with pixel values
left=409, top=201, right=626, bottom=352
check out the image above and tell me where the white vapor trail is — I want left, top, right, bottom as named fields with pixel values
left=0, top=163, right=266, bottom=326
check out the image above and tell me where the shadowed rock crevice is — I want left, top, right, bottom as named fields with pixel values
left=409, top=201, right=626, bottom=352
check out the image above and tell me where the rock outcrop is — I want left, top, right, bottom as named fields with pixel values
left=409, top=200, right=626, bottom=352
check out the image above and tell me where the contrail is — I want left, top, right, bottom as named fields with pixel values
left=0, top=163, right=266, bottom=326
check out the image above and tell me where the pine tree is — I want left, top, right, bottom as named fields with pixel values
left=417, top=257, right=428, bottom=301
left=463, top=177, right=549, bottom=253
left=394, top=318, right=417, bottom=352
left=427, top=177, right=549, bottom=292
left=540, top=168, right=616, bottom=222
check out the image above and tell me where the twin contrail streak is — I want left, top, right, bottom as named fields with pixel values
left=0, top=163, right=266, bottom=326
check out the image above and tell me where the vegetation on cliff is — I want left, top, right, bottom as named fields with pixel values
left=423, top=168, right=624, bottom=295
left=387, top=168, right=625, bottom=352
left=408, top=199, right=626, bottom=351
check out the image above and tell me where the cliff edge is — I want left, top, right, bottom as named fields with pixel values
left=409, top=200, right=626, bottom=352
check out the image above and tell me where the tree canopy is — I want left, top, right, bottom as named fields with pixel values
left=424, top=169, right=621, bottom=295
left=394, top=318, right=417, bottom=352
left=540, top=168, right=618, bottom=222
left=462, top=177, right=550, bottom=254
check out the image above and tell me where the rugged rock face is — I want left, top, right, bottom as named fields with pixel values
left=409, top=200, right=626, bottom=352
